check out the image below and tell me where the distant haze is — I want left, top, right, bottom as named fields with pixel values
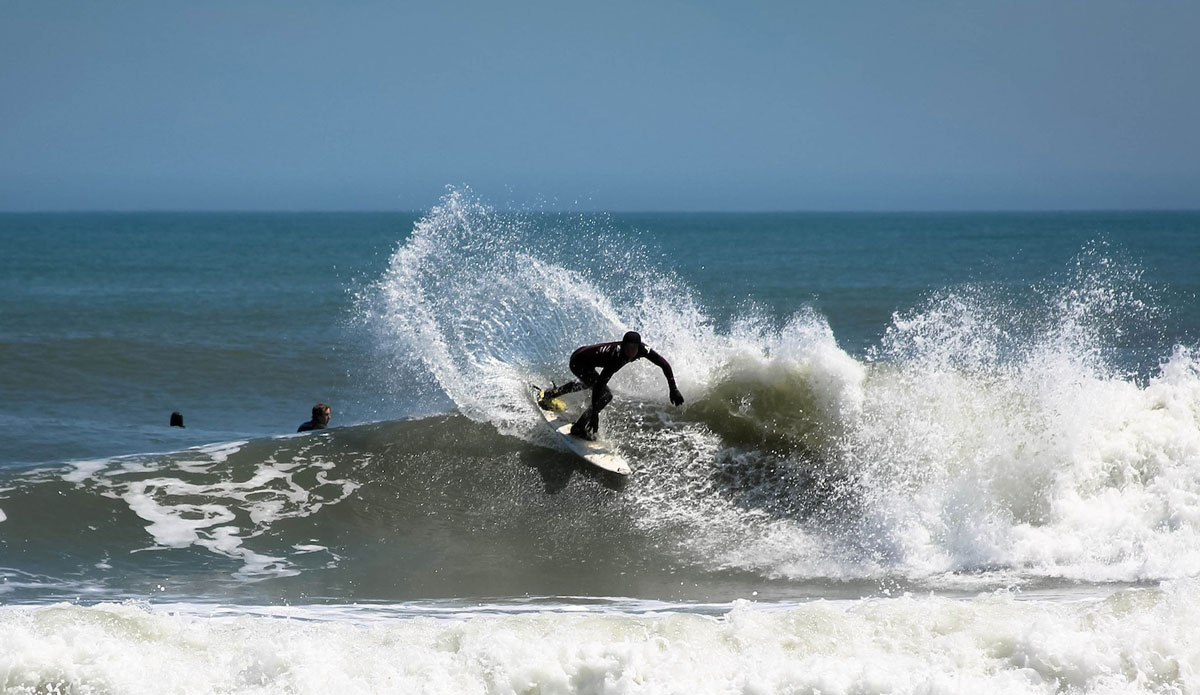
left=2, top=1, right=1198, bottom=212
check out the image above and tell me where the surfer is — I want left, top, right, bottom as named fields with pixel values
left=297, top=403, right=331, bottom=432
left=539, top=331, right=684, bottom=440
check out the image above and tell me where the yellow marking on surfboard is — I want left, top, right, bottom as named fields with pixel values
left=535, top=389, right=567, bottom=412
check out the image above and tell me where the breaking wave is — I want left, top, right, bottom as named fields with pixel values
left=4, top=191, right=1200, bottom=603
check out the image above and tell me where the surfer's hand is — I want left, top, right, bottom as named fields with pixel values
left=669, top=387, right=684, bottom=407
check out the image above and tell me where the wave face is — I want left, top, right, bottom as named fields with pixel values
left=3, top=194, right=1200, bottom=603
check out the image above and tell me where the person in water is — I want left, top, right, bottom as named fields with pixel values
left=297, top=403, right=331, bottom=432
left=539, top=331, right=684, bottom=440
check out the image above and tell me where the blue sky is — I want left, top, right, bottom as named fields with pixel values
left=2, top=1, right=1198, bottom=211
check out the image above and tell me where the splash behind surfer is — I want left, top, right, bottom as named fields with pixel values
left=538, top=331, right=684, bottom=440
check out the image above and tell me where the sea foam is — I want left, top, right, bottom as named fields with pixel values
left=3, top=582, right=1199, bottom=694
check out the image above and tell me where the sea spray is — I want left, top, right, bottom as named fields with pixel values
left=833, top=246, right=1200, bottom=582
left=358, top=189, right=875, bottom=579
left=355, top=190, right=1200, bottom=586
left=362, top=189, right=631, bottom=436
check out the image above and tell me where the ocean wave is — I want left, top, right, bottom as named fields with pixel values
left=1, top=345, right=1197, bottom=601
left=352, top=190, right=1200, bottom=587
left=3, top=581, right=1200, bottom=694
left=5, top=193, right=1200, bottom=600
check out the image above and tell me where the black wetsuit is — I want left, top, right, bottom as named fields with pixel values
left=543, top=341, right=677, bottom=436
left=297, top=420, right=326, bottom=433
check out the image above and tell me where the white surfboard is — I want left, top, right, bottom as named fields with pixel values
left=532, top=388, right=631, bottom=476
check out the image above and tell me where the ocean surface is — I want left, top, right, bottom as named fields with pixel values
left=2, top=190, right=1200, bottom=693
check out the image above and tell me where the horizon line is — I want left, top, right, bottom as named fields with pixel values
left=2, top=207, right=1200, bottom=216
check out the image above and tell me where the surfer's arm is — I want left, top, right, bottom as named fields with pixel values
left=647, top=349, right=685, bottom=406
left=645, top=349, right=676, bottom=388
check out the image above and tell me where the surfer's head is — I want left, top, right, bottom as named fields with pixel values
left=621, top=330, right=642, bottom=358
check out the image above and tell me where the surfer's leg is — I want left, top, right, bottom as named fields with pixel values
left=571, top=385, right=611, bottom=439
left=570, top=410, right=595, bottom=439
left=593, top=385, right=613, bottom=413
left=542, top=380, right=587, bottom=400
left=544, top=361, right=600, bottom=401
left=591, top=385, right=613, bottom=432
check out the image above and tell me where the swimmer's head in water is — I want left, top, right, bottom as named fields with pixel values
left=312, top=403, right=331, bottom=426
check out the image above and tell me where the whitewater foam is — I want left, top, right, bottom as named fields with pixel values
left=3, top=582, right=1199, bottom=694
left=835, top=282, right=1200, bottom=582
left=52, top=438, right=363, bottom=580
